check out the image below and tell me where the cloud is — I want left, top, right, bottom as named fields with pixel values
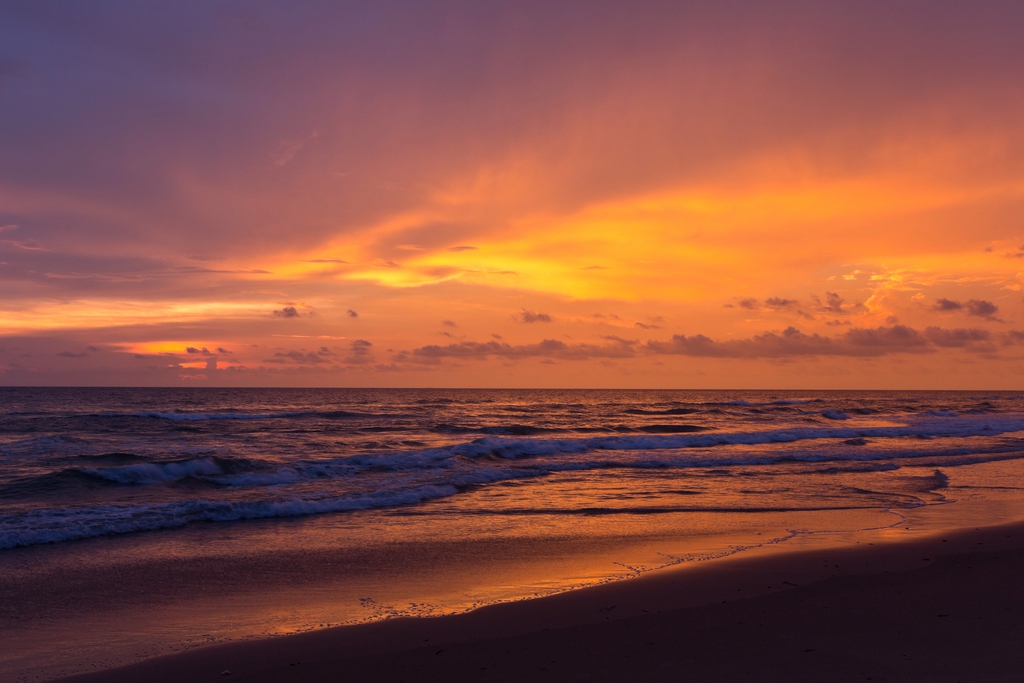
left=344, top=339, right=374, bottom=364
left=410, top=337, right=636, bottom=362
left=812, top=291, right=846, bottom=314
left=274, top=306, right=300, bottom=318
left=347, top=309, right=359, bottom=318
left=442, top=319, right=457, bottom=327
left=56, top=350, right=88, bottom=358
left=737, top=298, right=759, bottom=310
left=257, top=344, right=377, bottom=366
left=186, top=346, right=214, bottom=355
left=448, top=246, right=478, bottom=252
left=646, top=325, right=933, bottom=358
left=934, top=298, right=1001, bottom=321
left=270, top=131, right=319, bottom=167
left=735, top=297, right=800, bottom=312
left=634, top=321, right=661, bottom=330
left=764, top=297, right=799, bottom=309
left=966, top=299, right=1000, bottom=320
left=266, top=350, right=329, bottom=364
left=216, top=347, right=233, bottom=354
left=517, top=309, right=552, bottom=323
left=923, top=327, right=992, bottom=348
left=0, top=238, right=45, bottom=251
left=271, top=140, right=307, bottom=167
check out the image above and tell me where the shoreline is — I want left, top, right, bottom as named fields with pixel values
left=59, top=511, right=1024, bottom=682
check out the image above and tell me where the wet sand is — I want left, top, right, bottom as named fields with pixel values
left=61, top=519, right=1024, bottom=682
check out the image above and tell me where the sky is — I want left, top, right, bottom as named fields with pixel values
left=2, top=0, right=1024, bottom=388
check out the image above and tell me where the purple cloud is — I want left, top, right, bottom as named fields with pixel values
left=517, top=310, right=552, bottom=323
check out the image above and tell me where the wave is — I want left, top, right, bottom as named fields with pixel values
left=0, top=434, right=90, bottom=457
left=93, top=409, right=367, bottom=421
left=443, top=504, right=888, bottom=516
left=0, top=484, right=459, bottom=549
left=3, top=438, right=982, bottom=548
left=84, top=457, right=228, bottom=484
left=431, top=423, right=559, bottom=436
left=447, top=415, right=1024, bottom=460
left=11, top=414, right=1024, bottom=493
left=0, top=469, right=123, bottom=497
left=6, top=404, right=1024, bottom=549
left=431, top=423, right=710, bottom=436
left=713, top=399, right=823, bottom=406
left=200, top=428, right=1024, bottom=493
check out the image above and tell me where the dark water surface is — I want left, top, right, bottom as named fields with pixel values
left=3, top=388, right=1024, bottom=681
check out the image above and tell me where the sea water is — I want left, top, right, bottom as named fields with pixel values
left=3, top=388, right=1024, bottom=681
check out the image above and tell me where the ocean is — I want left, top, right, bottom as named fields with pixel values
left=3, top=388, right=1024, bottom=681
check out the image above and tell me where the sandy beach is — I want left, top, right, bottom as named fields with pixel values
left=59, top=516, right=1024, bottom=683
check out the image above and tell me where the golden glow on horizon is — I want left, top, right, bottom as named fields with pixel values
left=0, top=301, right=272, bottom=333
left=250, top=170, right=1024, bottom=304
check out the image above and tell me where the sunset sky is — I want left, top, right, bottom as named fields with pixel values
left=2, top=1, right=1024, bottom=387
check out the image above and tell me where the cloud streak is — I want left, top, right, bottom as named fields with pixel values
left=646, top=326, right=933, bottom=358
left=409, top=337, right=637, bottom=362
left=406, top=324, right=1014, bottom=364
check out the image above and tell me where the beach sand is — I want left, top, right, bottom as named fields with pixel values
left=61, top=518, right=1024, bottom=682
